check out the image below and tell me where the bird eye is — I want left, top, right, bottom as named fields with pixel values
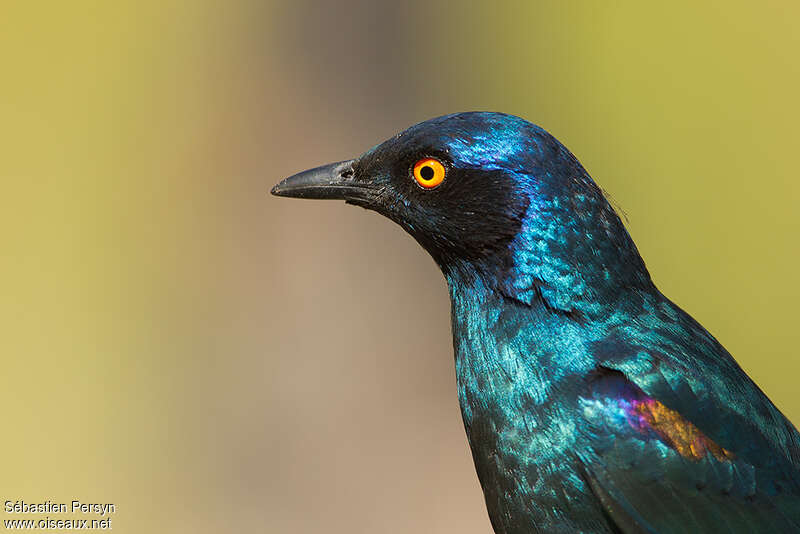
left=412, top=158, right=445, bottom=189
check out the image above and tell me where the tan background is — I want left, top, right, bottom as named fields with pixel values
left=1, top=1, right=798, bottom=532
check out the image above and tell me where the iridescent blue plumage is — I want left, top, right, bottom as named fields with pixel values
left=272, top=112, right=800, bottom=532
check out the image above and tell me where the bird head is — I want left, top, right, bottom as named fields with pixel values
left=272, top=112, right=652, bottom=315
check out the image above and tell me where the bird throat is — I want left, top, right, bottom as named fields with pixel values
left=444, top=264, right=600, bottom=531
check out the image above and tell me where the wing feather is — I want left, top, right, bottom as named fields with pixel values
left=577, top=365, right=800, bottom=533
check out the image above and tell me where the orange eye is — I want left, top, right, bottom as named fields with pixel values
left=412, top=158, right=445, bottom=189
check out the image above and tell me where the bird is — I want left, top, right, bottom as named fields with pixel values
left=271, top=112, right=800, bottom=533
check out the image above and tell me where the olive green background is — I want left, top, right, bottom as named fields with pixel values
left=2, top=2, right=798, bottom=532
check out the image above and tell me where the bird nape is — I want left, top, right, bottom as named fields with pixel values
left=271, top=112, right=800, bottom=533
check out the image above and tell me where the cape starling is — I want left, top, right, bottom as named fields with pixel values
left=272, top=113, right=800, bottom=533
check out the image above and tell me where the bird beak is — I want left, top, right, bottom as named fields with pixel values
left=271, top=159, right=365, bottom=200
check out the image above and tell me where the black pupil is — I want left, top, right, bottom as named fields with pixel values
left=420, top=165, right=435, bottom=180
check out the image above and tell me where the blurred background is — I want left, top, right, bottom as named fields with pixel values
left=1, top=1, right=798, bottom=532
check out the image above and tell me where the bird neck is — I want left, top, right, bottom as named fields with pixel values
left=442, top=182, right=654, bottom=319
left=444, top=262, right=600, bottom=471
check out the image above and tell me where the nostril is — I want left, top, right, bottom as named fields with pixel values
left=340, top=168, right=354, bottom=179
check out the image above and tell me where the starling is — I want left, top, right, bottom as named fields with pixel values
left=272, top=112, right=800, bottom=533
